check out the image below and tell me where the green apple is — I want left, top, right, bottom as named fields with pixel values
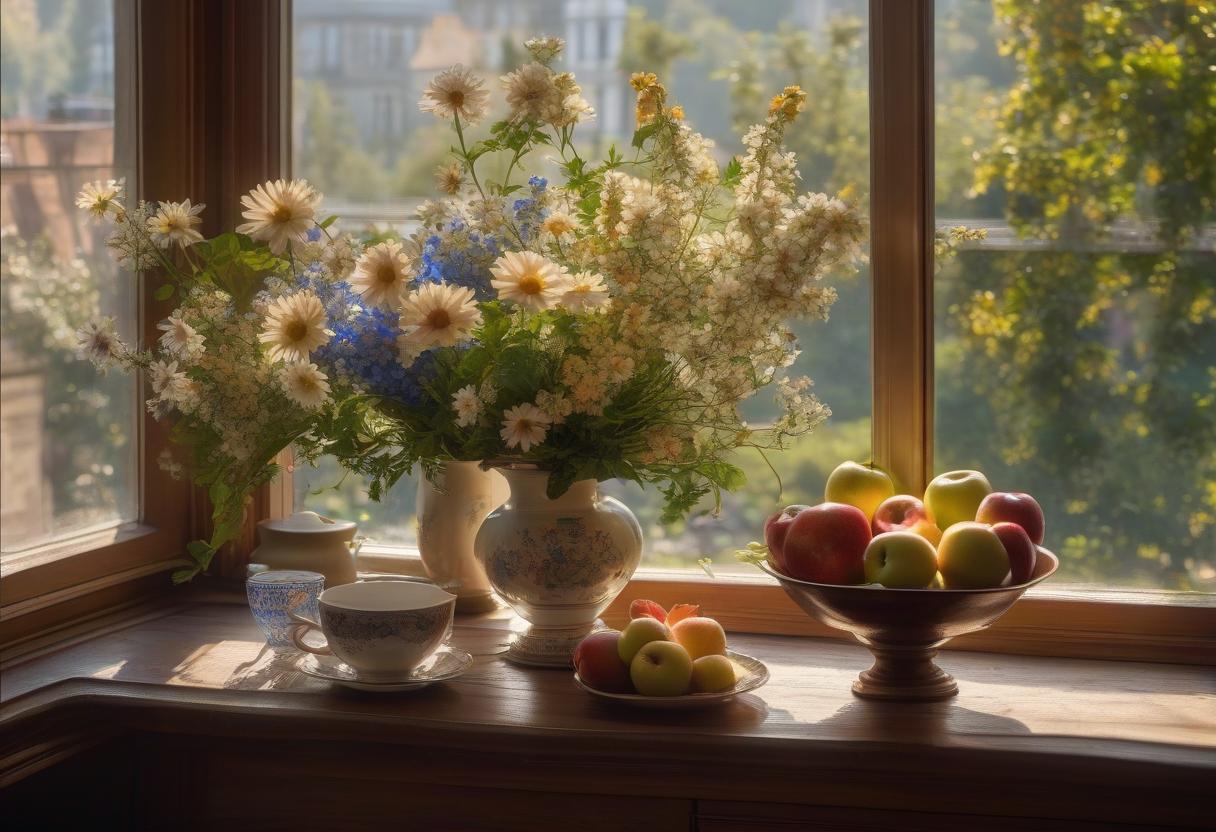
left=825, top=461, right=896, bottom=521
left=617, top=616, right=670, bottom=664
left=862, top=531, right=939, bottom=588
left=630, top=640, right=693, bottom=696
left=924, top=470, right=993, bottom=530
left=689, top=654, right=737, bottom=693
left=937, top=521, right=1010, bottom=589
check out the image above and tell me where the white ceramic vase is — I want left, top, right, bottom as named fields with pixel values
left=475, top=466, right=643, bottom=667
left=416, top=461, right=509, bottom=614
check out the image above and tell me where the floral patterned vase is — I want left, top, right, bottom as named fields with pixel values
left=475, top=465, right=643, bottom=667
left=417, top=461, right=509, bottom=614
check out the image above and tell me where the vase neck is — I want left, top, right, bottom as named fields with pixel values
left=497, top=468, right=597, bottom=511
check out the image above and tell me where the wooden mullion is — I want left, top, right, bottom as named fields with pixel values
left=868, top=0, right=935, bottom=494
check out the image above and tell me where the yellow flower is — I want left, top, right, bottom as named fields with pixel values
left=631, top=72, right=666, bottom=127
left=768, top=85, right=808, bottom=122
left=489, top=251, right=570, bottom=312
left=259, top=290, right=332, bottom=362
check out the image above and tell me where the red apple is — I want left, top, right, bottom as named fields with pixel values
left=871, top=494, right=930, bottom=536
left=992, top=521, right=1037, bottom=585
left=976, top=492, right=1045, bottom=545
left=764, top=504, right=809, bottom=574
left=573, top=631, right=633, bottom=693
left=781, top=502, right=872, bottom=585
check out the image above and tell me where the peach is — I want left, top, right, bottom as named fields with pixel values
left=670, top=616, right=727, bottom=660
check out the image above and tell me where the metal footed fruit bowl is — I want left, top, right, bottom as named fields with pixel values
left=761, top=548, right=1059, bottom=701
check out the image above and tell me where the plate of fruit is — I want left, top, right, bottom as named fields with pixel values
left=573, top=601, right=770, bottom=708
left=744, top=461, right=1059, bottom=701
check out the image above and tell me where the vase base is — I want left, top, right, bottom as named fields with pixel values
left=503, top=620, right=605, bottom=668
left=455, top=592, right=500, bottom=615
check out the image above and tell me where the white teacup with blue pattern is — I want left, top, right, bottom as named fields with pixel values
left=290, top=580, right=456, bottom=676
left=246, top=570, right=325, bottom=649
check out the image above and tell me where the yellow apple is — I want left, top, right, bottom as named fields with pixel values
left=825, top=461, right=896, bottom=521
left=689, top=654, right=737, bottom=693
left=617, top=616, right=670, bottom=664
left=630, top=640, right=693, bottom=696
left=924, top=470, right=993, bottom=530
left=862, top=531, right=939, bottom=588
left=937, top=521, right=1010, bottom=588
left=670, top=616, right=728, bottom=660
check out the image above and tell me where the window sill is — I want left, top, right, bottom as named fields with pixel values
left=359, top=548, right=1215, bottom=665
left=0, top=600, right=1210, bottom=828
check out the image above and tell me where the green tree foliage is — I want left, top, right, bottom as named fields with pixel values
left=936, top=1, right=1216, bottom=589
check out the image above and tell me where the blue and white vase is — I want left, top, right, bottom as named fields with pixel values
left=475, top=465, right=643, bottom=667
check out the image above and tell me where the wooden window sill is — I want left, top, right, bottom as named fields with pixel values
left=1, top=600, right=1211, bottom=829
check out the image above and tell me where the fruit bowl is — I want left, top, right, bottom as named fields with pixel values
left=760, top=547, right=1058, bottom=701
left=574, top=650, right=770, bottom=709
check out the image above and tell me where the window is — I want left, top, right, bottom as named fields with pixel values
left=933, top=0, right=1214, bottom=593
left=0, top=0, right=138, bottom=556
left=291, top=1, right=873, bottom=571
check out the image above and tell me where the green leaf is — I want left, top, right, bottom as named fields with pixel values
left=631, top=122, right=661, bottom=149
left=319, top=215, right=338, bottom=230
left=154, top=283, right=175, bottom=301
left=721, top=157, right=743, bottom=188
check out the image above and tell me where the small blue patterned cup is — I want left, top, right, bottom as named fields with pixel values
left=246, top=570, right=325, bottom=649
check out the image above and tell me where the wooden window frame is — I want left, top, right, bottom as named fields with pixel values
left=1, top=0, right=289, bottom=652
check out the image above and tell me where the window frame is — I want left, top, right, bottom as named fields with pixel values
left=1, top=0, right=290, bottom=651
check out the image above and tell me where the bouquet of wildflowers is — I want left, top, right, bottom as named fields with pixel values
left=317, top=37, right=866, bottom=519
left=74, top=179, right=350, bottom=580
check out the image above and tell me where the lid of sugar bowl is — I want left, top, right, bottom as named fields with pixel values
left=258, top=511, right=357, bottom=537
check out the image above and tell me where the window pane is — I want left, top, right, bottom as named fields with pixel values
left=292, top=1, right=871, bottom=568
left=1, top=0, right=138, bottom=553
left=934, top=0, right=1214, bottom=592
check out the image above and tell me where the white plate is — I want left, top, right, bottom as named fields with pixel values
left=574, top=650, right=770, bottom=708
left=296, top=648, right=473, bottom=692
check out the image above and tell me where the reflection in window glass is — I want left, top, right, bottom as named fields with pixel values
left=292, top=1, right=871, bottom=568
left=0, top=0, right=138, bottom=553
left=933, top=0, right=1214, bottom=591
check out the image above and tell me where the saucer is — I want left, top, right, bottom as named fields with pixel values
left=296, top=648, right=473, bottom=692
left=574, top=650, right=770, bottom=708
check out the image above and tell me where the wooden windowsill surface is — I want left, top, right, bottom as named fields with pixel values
left=1, top=600, right=1212, bottom=827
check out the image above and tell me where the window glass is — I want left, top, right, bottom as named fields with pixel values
left=0, top=0, right=138, bottom=554
left=934, top=0, right=1214, bottom=591
left=292, top=0, right=871, bottom=569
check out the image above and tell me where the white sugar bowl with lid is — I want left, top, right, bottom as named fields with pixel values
left=252, top=511, right=360, bottom=588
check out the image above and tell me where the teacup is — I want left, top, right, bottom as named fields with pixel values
left=290, top=580, right=456, bottom=676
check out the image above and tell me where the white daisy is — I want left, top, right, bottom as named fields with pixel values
left=75, top=318, right=125, bottom=368
left=236, top=179, right=321, bottom=255
left=435, top=162, right=465, bottom=196
left=349, top=240, right=413, bottom=310
left=419, top=65, right=489, bottom=123
left=541, top=212, right=579, bottom=237
left=524, top=35, right=565, bottom=64
left=149, top=359, right=191, bottom=402
left=399, top=282, right=482, bottom=349
left=452, top=384, right=483, bottom=427
left=147, top=199, right=205, bottom=248
left=502, top=62, right=560, bottom=122
left=76, top=179, right=124, bottom=219
left=499, top=403, right=551, bottom=452
left=561, top=271, right=611, bottom=312
left=489, top=251, right=570, bottom=312
left=259, top=290, right=333, bottom=362
left=279, top=361, right=331, bottom=410
left=157, top=315, right=205, bottom=358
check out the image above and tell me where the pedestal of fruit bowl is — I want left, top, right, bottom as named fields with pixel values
left=760, top=548, right=1058, bottom=701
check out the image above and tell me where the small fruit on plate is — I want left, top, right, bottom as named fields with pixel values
left=924, top=470, right=993, bottom=531
left=825, top=461, right=895, bottom=521
left=618, top=617, right=670, bottom=664
left=573, top=631, right=632, bottom=693
left=862, top=531, right=939, bottom=589
left=781, top=502, right=872, bottom=585
left=629, top=598, right=668, bottom=621
left=992, top=521, right=1038, bottom=585
left=871, top=494, right=930, bottom=535
left=764, top=504, right=810, bottom=573
left=689, top=654, right=737, bottom=693
left=909, top=518, right=943, bottom=546
left=937, top=521, right=1010, bottom=589
left=630, top=640, right=693, bottom=696
left=670, top=616, right=727, bottom=660
left=977, top=492, right=1045, bottom=545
